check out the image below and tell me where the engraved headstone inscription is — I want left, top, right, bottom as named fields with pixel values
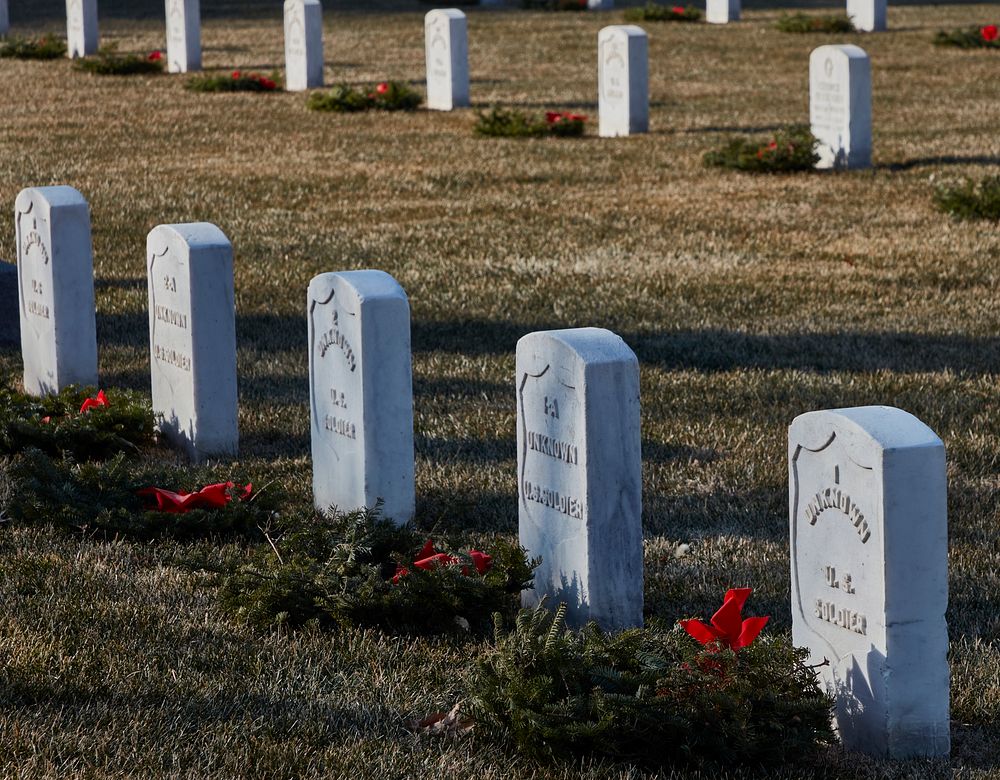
left=517, top=328, right=643, bottom=631
left=14, top=186, right=98, bottom=396
left=284, top=0, right=323, bottom=91
left=707, top=0, right=740, bottom=24
left=598, top=25, right=648, bottom=138
left=810, top=44, right=872, bottom=169
left=165, top=0, right=202, bottom=73
left=789, top=406, right=950, bottom=758
left=66, top=0, right=98, bottom=58
left=847, top=0, right=886, bottom=32
left=147, top=223, right=238, bottom=462
left=307, top=270, right=415, bottom=524
left=425, top=9, right=470, bottom=111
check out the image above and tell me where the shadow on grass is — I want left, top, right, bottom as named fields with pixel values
left=684, top=124, right=787, bottom=135
left=878, top=155, right=1000, bottom=171
left=417, top=434, right=514, bottom=464
left=416, top=487, right=515, bottom=534
left=413, top=319, right=1000, bottom=375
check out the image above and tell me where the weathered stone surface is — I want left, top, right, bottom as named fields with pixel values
left=14, top=186, right=98, bottom=396
left=66, top=0, right=98, bottom=58
left=847, top=0, right=887, bottom=32
left=147, top=223, right=238, bottom=462
left=789, top=406, right=950, bottom=758
left=517, top=327, right=643, bottom=631
left=425, top=9, right=469, bottom=111
left=707, top=0, right=740, bottom=24
left=165, top=0, right=201, bottom=73
left=284, top=0, right=323, bottom=91
left=308, top=270, right=415, bottom=524
left=810, top=44, right=872, bottom=169
left=598, top=25, right=648, bottom=138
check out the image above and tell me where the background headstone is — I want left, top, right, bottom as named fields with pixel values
left=308, top=270, right=415, bottom=524
left=14, top=186, right=98, bottom=396
left=0, top=262, right=20, bottom=348
left=147, top=223, right=238, bottom=463
left=706, top=0, right=740, bottom=24
left=424, top=9, right=469, bottom=111
left=165, top=0, right=201, bottom=73
left=0, top=1, right=9, bottom=36
left=589, top=0, right=613, bottom=8
left=284, top=0, right=323, bottom=91
left=517, top=327, right=643, bottom=631
left=65, top=0, right=98, bottom=58
left=789, top=406, right=950, bottom=758
left=810, top=44, right=872, bottom=169
left=598, top=25, right=648, bottom=138
left=847, top=0, right=886, bottom=32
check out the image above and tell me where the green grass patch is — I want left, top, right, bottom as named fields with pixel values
left=73, top=46, right=165, bottom=76
left=185, top=70, right=281, bottom=92
left=3, top=449, right=283, bottom=540
left=474, top=106, right=587, bottom=138
left=703, top=125, right=819, bottom=173
left=306, top=81, right=422, bottom=112
left=218, top=505, right=537, bottom=635
left=467, top=603, right=835, bottom=768
left=933, top=26, right=1000, bottom=49
left=0, top=385, right=154, bottom=460
left=775, top=13, right=856, bottom=33
left=934, top=175, right=1000, bottom=220
left=624, top=3, right=702, bottom=22
left=0, top=34, right=66, bottom=59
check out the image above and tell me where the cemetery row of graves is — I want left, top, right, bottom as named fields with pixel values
left=1, top=182, right=953, bottom=768
left=3, top=2, right=1000, bottom=777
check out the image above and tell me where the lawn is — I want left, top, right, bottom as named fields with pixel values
left=1, top=1, right=999, bottom=777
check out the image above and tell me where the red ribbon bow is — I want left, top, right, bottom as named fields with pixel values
left=136, top=482, right=252, bottom=513
left=982, top=24, right=998, bottom=42
left=680, top=588, right=769, bottom=652
left=79, top=389, right=109, bottom=413
left=392, top=539, right=493, bottom=584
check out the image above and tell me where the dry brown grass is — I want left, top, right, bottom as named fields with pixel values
left=1, top=3, right=1000, bottom=778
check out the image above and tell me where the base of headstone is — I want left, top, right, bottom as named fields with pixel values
left=0, top=262, right=19, bottom=347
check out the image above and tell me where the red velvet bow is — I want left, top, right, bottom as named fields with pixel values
left=79, top=389, right=109, bottom=413
left=982, top=24, right=998, bottom=42
left=136, top=482, right=252, bottom=513
left=680, top=588, right=769, bottom=652
left=392, top=539, right=493, bottom=584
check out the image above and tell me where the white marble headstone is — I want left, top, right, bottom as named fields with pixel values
left=789, top=406, right=950, bottom=758
left=307, top=270, right=415, bottom=524
left=847, top=0, right=886, bottom=32
left=147, top=223, right=238, bottom=463
left=165, top=0, right=201, bottom=73
left=424, top=9, right=470, bottom=111
left=14, top=186, right=98, bottom=396
left=809, top=44, right=872, bottom=169
left=707, top=0, right=740, bottom=24
left=598, top=25, right=648, bottom=138
left=66, top=0, right=98, bottom=58
left=517, top=328, right=643, bottom=631
left=589, top=0, right=613, bottom=8
left=0, top=1, right=9, bottom=37
left=284, top=0, right=323, bottom=91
